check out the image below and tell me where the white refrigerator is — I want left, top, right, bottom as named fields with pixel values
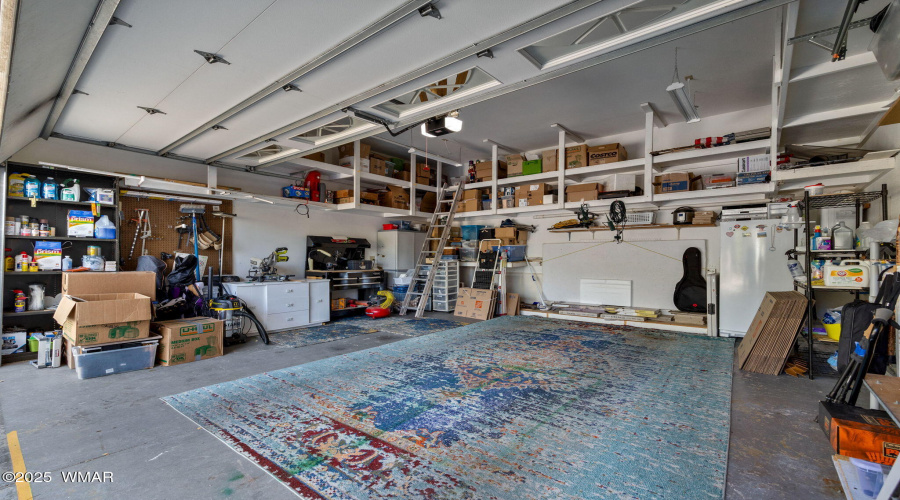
left=718, top=219, right=796, bottom=337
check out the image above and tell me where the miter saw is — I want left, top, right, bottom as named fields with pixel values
left=247, top=247, right=294, bottom=281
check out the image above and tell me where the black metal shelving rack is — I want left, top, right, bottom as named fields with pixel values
left=795, top=184, right=888, bottom=379
left=1, top=162, right=120, bottom=364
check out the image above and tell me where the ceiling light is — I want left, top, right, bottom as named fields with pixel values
left=421, top=114, right=462, bottom=137
left=666, top=81, right=700, bottom=123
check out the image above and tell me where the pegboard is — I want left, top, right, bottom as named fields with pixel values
left=118, top=196, right=233, bottom=275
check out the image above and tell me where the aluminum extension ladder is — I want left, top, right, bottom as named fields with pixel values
left=399, top=182, right=465, bottom=318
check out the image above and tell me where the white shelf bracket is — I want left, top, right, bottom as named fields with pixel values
left=491, top=144, right=499, bottom=214
left=352, top=139, right=361, bottom=209
left=639, top=103, right=667, bottom=128
left=483, top=139, right=523, bottom=156
left=206, top=165, right=218, bottom=195
left=551, top=123, right=585, bottom=144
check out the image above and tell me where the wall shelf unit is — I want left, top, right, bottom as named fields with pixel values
left=651, top=139, right=771, bottom=169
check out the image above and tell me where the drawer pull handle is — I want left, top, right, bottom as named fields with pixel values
left=288, top=303, right=294, bottom=307
left=287, top=317, right=294, bottom=321
left=286, top=289, right=294, bottom=293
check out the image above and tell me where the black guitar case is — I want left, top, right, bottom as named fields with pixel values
left=674, top=247, right=707, bottom=313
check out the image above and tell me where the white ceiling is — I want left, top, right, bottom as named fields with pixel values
left=2, top=0, right=899, bottom=172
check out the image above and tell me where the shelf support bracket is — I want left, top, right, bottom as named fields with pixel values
left=639, top=103, right=667, bottom=128
left=551, top=123, right=585, bottom=144
left=483, top=139, right=523, bottom=156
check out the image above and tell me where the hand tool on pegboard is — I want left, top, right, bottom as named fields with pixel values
left=129, top=208, right=149, bottom=259
left=180, top=204, right=206, bottom=280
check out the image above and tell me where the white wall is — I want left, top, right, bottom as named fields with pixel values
left=9, top=138, right=382, bottom=276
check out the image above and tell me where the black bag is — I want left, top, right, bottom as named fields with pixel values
left=837, top=273, right=897, bottom=374
left=673, top=247, right=706, bottom=313
left=166, top=255, right=198, bottom=287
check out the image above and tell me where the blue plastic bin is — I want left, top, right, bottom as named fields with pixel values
left=491, top=245, right=526, bottom=262
left=461, top=225, right=486, bottom=241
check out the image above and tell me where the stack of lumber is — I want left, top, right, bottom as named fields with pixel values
left=737, top=291, right=808, bottom=375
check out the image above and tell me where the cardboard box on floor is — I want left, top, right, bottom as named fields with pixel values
left=151, top=317, right=224, bottom=366
left=455, top=288, right=496, bottom=320
left=62, top=271, right=157, bottom=301
left=737, top=291, right=808, bottom=375
left=54, top=293, right=152, bottom=346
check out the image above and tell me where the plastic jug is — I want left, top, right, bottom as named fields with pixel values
left=24, top=176, right=41, bottom=199
left=832, top=221, right=854, bottom=250
left=4, top=248, right=12, bottom=272
left=62, top=255, right=72, bottom=271
left=8, top=173, right=27, bottom=197
left=14, top=252, right=28, bottom=272
left=42, top=177, right=58, bottom=200
left=94, top=215, right=116, bottom=239
left=60, top=179, right=81, bottom=201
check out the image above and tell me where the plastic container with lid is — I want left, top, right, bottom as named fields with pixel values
left=850, top=457, right=890, bottom=498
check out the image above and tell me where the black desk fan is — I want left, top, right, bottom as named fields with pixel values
left=606, top=200, right=627, bottom=243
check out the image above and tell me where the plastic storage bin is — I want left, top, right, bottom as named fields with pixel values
left=461, top=225, right=486, bottom=241
left=73, top=336, right=160, bottom=379
left=491, top=245, right=526, bottom=262
left=850, top=457, right=890, bottom=498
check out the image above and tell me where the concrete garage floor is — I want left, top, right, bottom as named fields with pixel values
left=0, top=320, right=847, bottom=500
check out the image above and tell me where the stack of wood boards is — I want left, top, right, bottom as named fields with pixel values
left=737, top=291, right=808, bottom=375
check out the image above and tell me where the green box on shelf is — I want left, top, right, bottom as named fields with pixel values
left=389, top=158, right=406, bottom=171
left=522, top=159, right=542, bottom=176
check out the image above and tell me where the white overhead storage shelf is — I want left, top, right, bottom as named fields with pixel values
left=563, top=196, right=655, bottom=211
left=777, top=157, right=896, bottom=191
left=654, top=183, right=774, bottom=205
left=498, top=171, right=561, bottom=186
left=652, top=140, right=770, bottom=169
left=564, top=158, right=646, bottom=180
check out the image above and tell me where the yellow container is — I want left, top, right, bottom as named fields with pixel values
left=824, top=323, right=841, bottom=341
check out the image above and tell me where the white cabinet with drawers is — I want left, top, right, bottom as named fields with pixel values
left=223, top=280, right=330, bottom=332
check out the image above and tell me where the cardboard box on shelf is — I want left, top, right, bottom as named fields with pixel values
left=336, top=197, right=354, bottom=204
left=588, top=143, right=628, bottom=165
left=62, top=271, right=158, bottom=301
left=360, top=192, right=380, bottom=202
left=334, top=189, right=353, bottom=199
left=1, top=329, right=27, bottom=355
left=303, top=152, right=326, bottom=163
left=338, top=142, right=371, bottom=159
left=370, top=157, right=387, bottom=176
left=542, top=149, right=558, bottom=172
left=659, top=172, right=693, bottom=193
left=420, top=192, right=437, bottom=213
left=565, top=145, right=589, bottom=169
left=397, top=170, right=411, bottom=181
left=506, top=155, right=524, bottom=177
left=604, top=173, right=636, bottom=192
left=416, top=163, right=434, bottom=178
left=819, top=401, right=900, bottom=465
left=338, top=156, right=370, bottom=170
left=67, top=210, right=94, bottom=237
left=494, top=226, right=527, bottom=246
left=416, top=175, right=432, bottom=186
left=463, top=189, right=484, bottom=200
left=54, top=293, right=152, bottom=346
left=474, top=161, right=507, bottom=178
left=522, top=159, right=542, bottom=176
left=461, top=198, right=479, bottom=213
left=379, top=186, right=410, bottom=209
left=151, top=317, right=224, bottom=366
left=34, top=241, right=62, bottom=270
left=454, top=288, right=496, bottom=320
left=566, top=183, right=601, bottom=203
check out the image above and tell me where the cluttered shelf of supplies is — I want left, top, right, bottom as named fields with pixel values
left=3, top=163, right=121, bottom=363
left=791, top=185, right=891, bottom=379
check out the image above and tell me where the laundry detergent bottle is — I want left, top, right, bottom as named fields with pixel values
left=42, top=177, right=58, bottom=200
left=23, top=176, right=41, bottom=199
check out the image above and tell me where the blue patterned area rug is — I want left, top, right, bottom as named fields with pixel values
left=165, top=316, right=734, bottom=499
left=270, top=316, right=466, bottom=348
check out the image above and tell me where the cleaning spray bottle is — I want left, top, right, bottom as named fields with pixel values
left=4, top=248, right=12, bottom=272
left=13, top=290, right=26, bottom=313
left=60, top=179, right=81, bottom=201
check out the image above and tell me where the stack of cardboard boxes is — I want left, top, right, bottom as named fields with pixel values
left=566, top=183, right=602, bottom=202
left=54, top=272, right=224, bottom=378
left=416, top=163, right=435, bottom=187
left=458, top=188, right=487, bottom=213
left=514, top=182, right=554, bottom=207
left=473, top=161, right=506, bottom=182
left=379, top=186, right=410, bottom=209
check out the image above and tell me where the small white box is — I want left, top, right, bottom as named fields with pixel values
left=1, top=330, right=27, bottom=355
left=607, top=174, right=636, bottom=192
left=339, top=156, right=370, bottom=171
left=104, top=261, right=117, bottom=272
left=542, top=194, right=556, bottom=204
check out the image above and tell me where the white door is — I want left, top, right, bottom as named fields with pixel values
left=309, top=280, right=331, bottom=324
left=719, top=220, right=796, bottom=337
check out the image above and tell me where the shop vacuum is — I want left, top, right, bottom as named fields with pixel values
left=202, top=268, right=270, bottom=346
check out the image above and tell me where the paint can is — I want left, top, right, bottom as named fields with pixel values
left=87, top=245, right=101, bottom=256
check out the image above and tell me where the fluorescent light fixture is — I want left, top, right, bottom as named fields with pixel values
left=421, top=115, right=463, bottom=137
left=666, top=81, right=700, bottom=123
